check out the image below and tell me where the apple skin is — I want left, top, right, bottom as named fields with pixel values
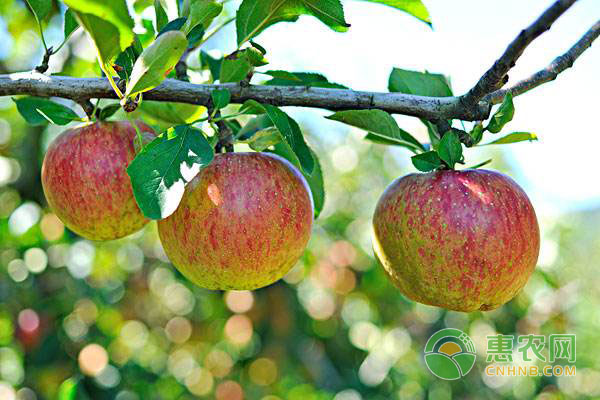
left=158, top=152, right=313, bottom=290
left=372, top=169, right=540, bottom=312
left=42, top=121, right=154, bottom=241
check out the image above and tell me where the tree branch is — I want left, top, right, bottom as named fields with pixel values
left=460, top=0, right=578, bottom=108
left=484, top=20, right=600, bottom=104
left=0, top=72, right=490, bottom=121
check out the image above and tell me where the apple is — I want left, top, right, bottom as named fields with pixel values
left=158, top=152, right=313, bottom=290
left=42, top=121, right=154, bottom=240
left=372, top=169, right=540, bottom=312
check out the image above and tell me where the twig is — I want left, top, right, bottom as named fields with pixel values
left=485, top=20, right=600, bottom=104
left=34, top=46, right=53, bottom=74
left=460, top=0, right=578, bottom=108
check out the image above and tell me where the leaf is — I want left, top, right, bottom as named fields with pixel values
left=355, top=0, right=430, bottom=25
left=240, top=102, right=315, bottom=174
left=420, top=119, right=440, bottom=147
left=114, top=35, right=144, bottom=80
left=181, top=0, right=223, bottom=34
left=327, top=109, right=424, bottom=153
left=486, top=92, right=514, bottom=133
left=13, top=97, right=80, bottom=125
left=388, top=68, right=452, bottom=97
left=211, top=89, right=231, bottom=110
left=200, top=51, right=223, bottom=81
left=481, top=132, right=537, bottom=145
left=126, top=31, right=188, bottom=97
left=64, top=9, right=79, bottom=39
left=127, top=125, right=215, bottom=219
left=65, top=0, right=135, bottom=64
left=244, top=127, right=282, bottom=151
left=236, top=114, right=274, bottom=139
left=154, top=0, right=169, bottom=32
left=236, top=0, right=350, bottom=46
left=157, top=17, right=187, bottom=36
left=437, top=131, right=462, bottom=169
left=24, top=0, right=51, bottom=21
left=269, top=143, right=325, bottom=218
left=411, top=151, right=442, bottom=172
left=469, top=122, right=484, bottom=144
left=138, top=101, right=206, bottom=125
left=263, top=71, right=347, bottom=88
left=263, top=104, right=314, bottom=174
left=219, top=48, right=267, bottom=83
left=186, top=24, right=205, bottom=48
left=98, top=103, right=121, bottom=120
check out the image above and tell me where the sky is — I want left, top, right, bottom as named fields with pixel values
left=205, top=0, right=600, bottom=216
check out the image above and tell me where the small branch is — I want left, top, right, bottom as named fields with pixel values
left=0, top=73, right=490, bottom=121
left=76, top=98, right=96, bottom=118
left=485, top=20, right=600, bottom=104
left=460, top=0, right=578, bottom=108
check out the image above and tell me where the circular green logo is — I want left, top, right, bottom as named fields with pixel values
left=424, top=328, right=476, bottom=380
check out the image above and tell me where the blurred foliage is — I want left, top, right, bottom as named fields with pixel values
left=1, top=1, right=600, bottom=400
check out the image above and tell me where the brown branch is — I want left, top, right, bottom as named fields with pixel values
left=460, top=0, right=578, bottom=108
left=0, top=73, right=490, bottom=121
left=484, top=19, right=600, bottom=104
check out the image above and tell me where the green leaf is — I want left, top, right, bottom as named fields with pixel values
left=469, top=122, right=484, bottom=144
left=154, top=0, right=169, bottom=32
left=355, top=0, right=430, bottom=25
left=181, top=0, right=223, bottom=34
left=269, top=143, right=325, bottom=218
left=244, top=127, right=282, bottom=151
left=126, top=31, right=188, bottom=97
left=65, top=0, right=135, bottom=64
left=64, top=9, right=79, bottom=39
left=236, top=114, right=274, bottom=139
left=486, top=92, right=514, bottom=133
left=24, top=0, right=51, bottom=21
left=239, top=99, right=267, bottom=115
left=388, top=68, right=452, bottom=97
left=240, top=102, right=314, bottom=174
left=57, top=378, right=78, bottom=400
left=186, top=24, right=205, bottom=48
left=263, top=71, right=347, bottom=88
left=481, top=132, right=537, bottom=145
left=411, top=151, right=442, bottom=172
left=98, top=103, right=121, bottom=120
left=327, top=109, right=424, bottom=153
left=263, top=105, right=314, bottom=174
left=13, top=97, right=80, bottom=125
left=157, top=17, right=187, bottom=36
left=114, top=36, right=144, bottom=80
left=211, top=89, right=231, bottom=110
left=219, top=49, right=267, bottom=83
left=127, top=125, right=214, bottom=219
left=200, top=51, right=223, bottom=81
left=236, top=0, right=350, bottom=46
left=437, top=131, right=462, bottom=169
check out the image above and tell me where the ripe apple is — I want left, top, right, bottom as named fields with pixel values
left=42, top=121, right=154, bottom=241
left=372, top=169, right=540, bottom=312
left=158, top=152, right=313, bottom=290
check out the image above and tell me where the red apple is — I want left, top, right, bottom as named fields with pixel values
left=42, top=121, right=154, bottom=240
left=373, top=169, right=540, bottom=312
left=158, top=152, right=313, bottom=290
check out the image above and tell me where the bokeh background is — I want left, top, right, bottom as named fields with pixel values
left=1, top=0, right=600, bottom=399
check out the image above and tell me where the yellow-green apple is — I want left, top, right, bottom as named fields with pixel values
left=372, top=169, right=539, bottom=312
left=158, top=152, right=313, bottom=290
left=42, top=121, right=154, bottom=240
